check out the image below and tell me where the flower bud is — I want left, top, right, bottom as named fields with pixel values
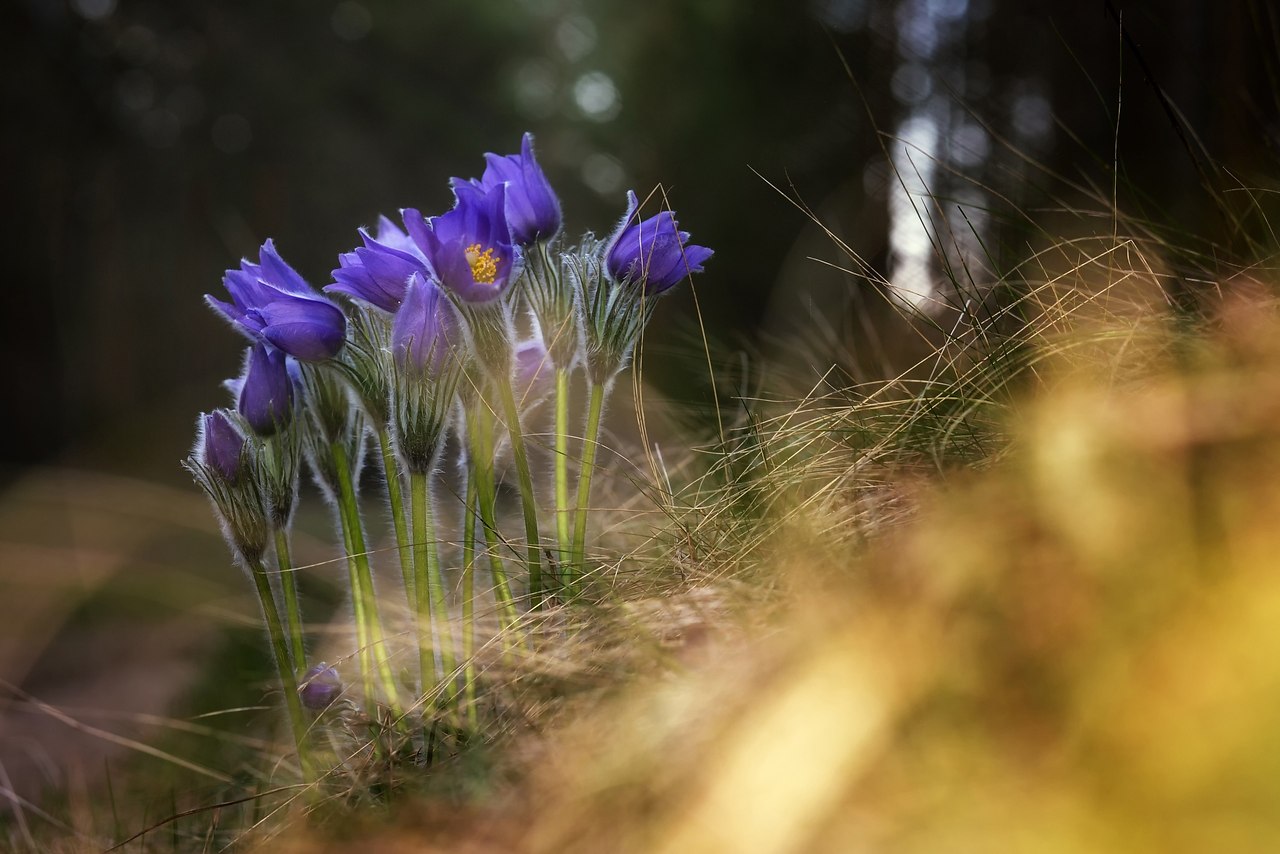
left=391, top=273, right=461, bottom=377
left=237, top=342, right=295, bottom=436
left=299, top=662, right=343, bottom=710
left=201, top=410, right=247, bottom=484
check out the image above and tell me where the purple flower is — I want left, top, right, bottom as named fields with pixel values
left=326, top=216, right=431, bottom=313
left=604, top=191, right=713, bottom=295
left=207, top=239, right=347, bottom=361
left=234, top=342, right=295, bottom=436
left=391, top=272, right=460, bottom=376
left=200, top=410, right=246, bottom=484
left=403, top=184, right=515, bottom=304
left=472, top=132, right=561, bottom=246
left=299, top=662, right=343, bottom=710
left=514, top=335, right=554, bottom=406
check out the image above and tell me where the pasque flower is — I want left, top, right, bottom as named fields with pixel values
left=471, top=132, right=561, bottom=246
left=326, top=216, right=430, bottom=313
left=201, top=410, right=247, bottom=484
left=403, top=183, right=515, bottom=304
left=232, top=342, right=296, bottom=436
left=605, top=191, right=713, bottom=295
left=186, top=409, right=268, bottom=564
left=514, top=335, right=554, bottom=406
left=208, top=239, right=347, bottom=361
left=391, top=272, right=461, bottom=376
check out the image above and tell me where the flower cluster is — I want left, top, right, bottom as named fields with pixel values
left=185, top=131, right=710, bottom=767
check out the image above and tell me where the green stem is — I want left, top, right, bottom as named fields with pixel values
left=571, top=381, right=607, bottom=584
left=467, top=405, right=520, bottom=636
left=331, top=441, right=402, bottom=710
left=497, top=378, right=544, bottom=607
left=248, top=557, right=313, bottom=779
left=411, top=471, right=457, bottom=695
left=273, top=529, right=306, bottom=674
left=377, top=428, right=416, bottom=610
left=335, top=496, right=375, bottom=712
left=554, top=367, right=572, bottom=594
left=461, top=470, right=478, bottom=731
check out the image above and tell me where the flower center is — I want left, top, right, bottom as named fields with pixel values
left=465, top=243, right=500, bottom=285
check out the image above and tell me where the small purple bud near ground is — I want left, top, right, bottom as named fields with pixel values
left=299, top=662, right=343, bottom=710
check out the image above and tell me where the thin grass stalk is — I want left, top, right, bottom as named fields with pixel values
left=330, top=441, right=402, bottom=710
left=570, top=380, right=607, bottom=583
left=554, top=367, right=572, bottom=593
left=272, top=529, right=306, bottom=674
left=497, top=378, right=544, bottom=606
left=247, top=557, right=313, bottom=781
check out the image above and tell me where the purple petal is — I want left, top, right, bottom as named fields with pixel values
left=238, top=342, right=294, bottom=435
left=201, top=410, right=246, bottom=482
left=256, top=299, right=347, bottom=360
left=258, top=239, right=315, bottom=297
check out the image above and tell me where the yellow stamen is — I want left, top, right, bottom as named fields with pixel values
left=465, top=243, right=500, bottom=285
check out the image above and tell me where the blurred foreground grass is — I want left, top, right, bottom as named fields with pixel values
left=8, top=227, right=1280, bottom=851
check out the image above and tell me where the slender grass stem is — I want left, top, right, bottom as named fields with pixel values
left=461, top=470, right=478, bottom=731
left=411, top=471, right=457, bottom=694
left=497, top=378, right=544, bottom=606
left=273, top=529, right=306, bottom=674
left=570, top=380, right=607, bottom=584
left=248, top=557, right=313, bottom=780
left=331, top=441, right=402, bottom=710
left=377, top=428, right=416, bottom=608
left=554, top=367, right=572, bottom=594
left=467, top=405, right=520, bottom=637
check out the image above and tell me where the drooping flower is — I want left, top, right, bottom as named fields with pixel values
left=201, top=410, right=247, bottom=484
left=232, top=342, right=295, bottom=436
left=604, top=191, right=713, bottom=295
left=391, top=272, right=462, bottom=377
left=472, top=132, right=562, bottom=246
left=326, top=216, right=431, bottom=313
left=403, top=183, right=515, bottom=304
left=207, top=239, right=347, bottom=361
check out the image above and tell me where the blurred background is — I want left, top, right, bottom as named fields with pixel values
left=1, top=0, right=1278, bottom=813
left=5, top=0, right=1276, bottom=473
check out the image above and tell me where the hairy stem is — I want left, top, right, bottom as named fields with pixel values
left=273, top=528, right=306, bottom=674
left=411, top=470, right=457, bottom=697
left=377, top=428, right=416, bottom=610
left=498, top=378, right=544, bottom=606
left=554, top=367, right=572, bottom=594
left=570, top=381, right=607, bottom=585
left=331, top=441, right=401, bottom=711
left=466, top=405, right=519, bottom=637
left=248, top=557, right=313, bottom=780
